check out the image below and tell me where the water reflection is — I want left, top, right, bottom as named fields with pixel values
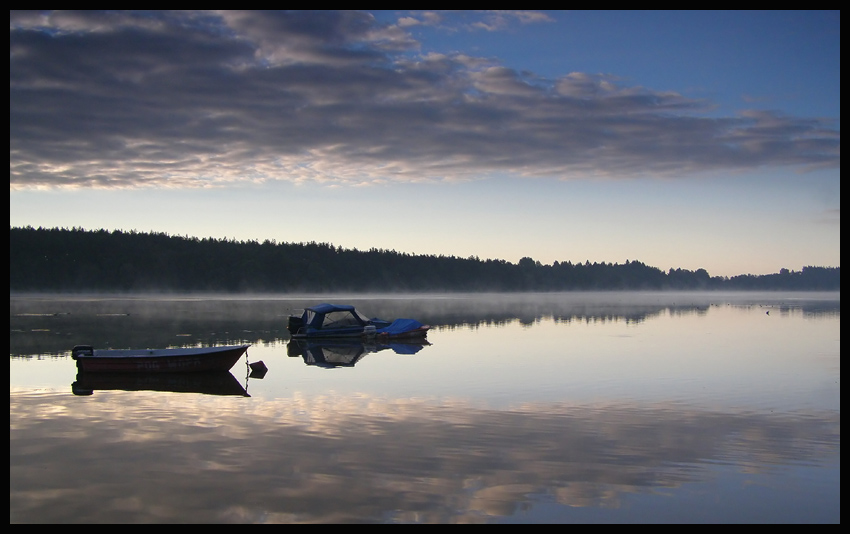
left=9, top=292, right=841, bottom=523
left=71, top=370, right=250, bottom=397
left=287, top=338, right=431, bottom=368
left=9, top=391, right=840, bottom=523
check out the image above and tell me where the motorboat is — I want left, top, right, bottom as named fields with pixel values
left=287, top=303, right=429, bottom=339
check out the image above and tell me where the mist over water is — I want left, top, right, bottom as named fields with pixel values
left=10, top=292, right=841, bottom=523
left=10, top=291, right=839, bottom=355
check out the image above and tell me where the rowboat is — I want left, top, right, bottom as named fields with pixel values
left=71, top=344, right=250, bottom=373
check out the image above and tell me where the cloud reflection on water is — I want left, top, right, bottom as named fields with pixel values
left=10, top=389, right=840, bottom=523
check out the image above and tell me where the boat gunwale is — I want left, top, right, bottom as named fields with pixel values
left=83, top=344, right=250, bottom=359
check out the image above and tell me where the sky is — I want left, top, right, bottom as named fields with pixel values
left=9, top=10, right=840, bottom=278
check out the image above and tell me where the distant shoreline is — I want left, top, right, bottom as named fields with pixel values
left=10, top=227, right=840, bottom=293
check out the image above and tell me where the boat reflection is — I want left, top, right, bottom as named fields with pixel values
left=287, top=337, right=431, bottom=368
left=71, top=370, right=250, bottom=397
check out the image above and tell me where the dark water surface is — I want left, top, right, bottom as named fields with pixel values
left=10, top=292, right=840, bottom=523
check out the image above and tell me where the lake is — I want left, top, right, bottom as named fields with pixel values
left=10, top=292, right=840, bottom=523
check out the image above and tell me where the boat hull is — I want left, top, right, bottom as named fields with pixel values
left=72, top=344, right=250, bottom=373
left=292, top=325, right=430, bottom=340
left=290, top=326, right=367, bottom=339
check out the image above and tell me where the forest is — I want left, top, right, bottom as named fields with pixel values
left=9, top=226, right=840, bottom=292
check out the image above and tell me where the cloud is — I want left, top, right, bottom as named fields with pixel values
left=467, top=10, right=556, bottom=31
left=392, top=10, right=553, bottom=31
left=9, top=10, right=840, bottom=189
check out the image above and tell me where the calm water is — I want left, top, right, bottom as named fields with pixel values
left=10, top=292, right=840, bottom=523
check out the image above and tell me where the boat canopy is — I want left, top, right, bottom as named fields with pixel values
left=302, top=303, right=370, bottom=331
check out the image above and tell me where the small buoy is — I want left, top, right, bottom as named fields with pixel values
left=249, top=360, right=268, bottom=378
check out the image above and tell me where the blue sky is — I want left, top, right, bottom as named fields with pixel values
left=10, top=11, right=840, bottom=277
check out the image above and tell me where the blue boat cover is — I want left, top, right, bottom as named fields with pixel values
left=376, top=318, right=425, bottom=336
left=302, top=303, right=364, bottom=328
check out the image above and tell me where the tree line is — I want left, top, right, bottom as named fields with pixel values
left=9, top=226, right=840, bottom=292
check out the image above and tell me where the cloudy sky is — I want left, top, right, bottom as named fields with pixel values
left=10, top=10, right=840, bottom=277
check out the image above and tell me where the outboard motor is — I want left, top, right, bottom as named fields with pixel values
left=71, top=345, right=94, bottom=360
left=287, top=315, right=305, bottom=336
